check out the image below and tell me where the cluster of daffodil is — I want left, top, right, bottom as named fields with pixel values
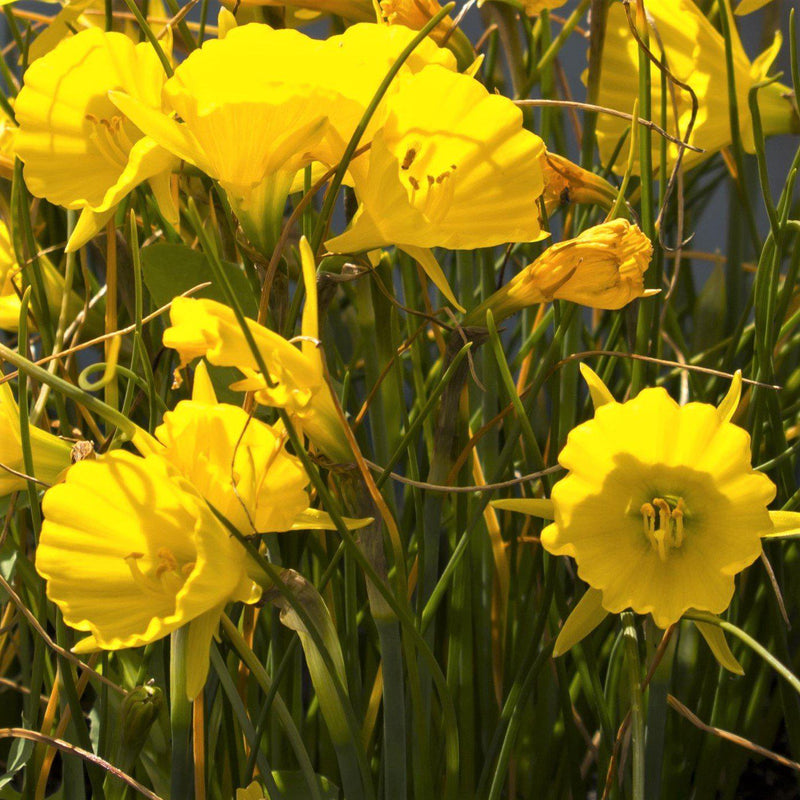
left=0, top=0, right=799, bottom=795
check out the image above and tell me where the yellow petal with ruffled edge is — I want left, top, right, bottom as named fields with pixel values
left=554, top=588, right=609, bottom=657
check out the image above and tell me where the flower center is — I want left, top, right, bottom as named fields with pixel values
left=125, top=547, right=195, bottom=597
left=400, top=144, right=457, bottom=223
left=85, top=113, right=136, bottom=170
left=640, top=496, right=686, bottom=562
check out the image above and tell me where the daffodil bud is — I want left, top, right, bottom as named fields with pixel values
left=468, top=219, right=655, bottom=324
left=120, top=684, right=164, bottom=755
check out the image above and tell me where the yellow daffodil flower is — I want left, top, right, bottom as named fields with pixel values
left=110, top=24, right=340, bottom=255
left=37, top=450, right=261, bottom=699
left=36, top=363, right=368, bottom=698
left=0, top=380, right=72, bottom=497
left=592, top=0, right=797, bottom=173
left=469, top=219, right=655, bottom=323
left=14, top=28, right=177, bottom=252
left=492, top=366, right=800, bottom=656
left=326, top=64, right=547, bottom=310
left=163, top=239, right=351, bottom=463
left=112, top=23, right=455, bottom=253
left=156, top=362, right=357, bottom=531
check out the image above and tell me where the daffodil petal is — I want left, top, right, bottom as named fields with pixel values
left=763, top=510, right=800, bottom=538
left=735, top=0, right=772, bottom=15
left=694, top=620, right=744, bottom=675
left=554, top=588, right=609, bottom=657
left=290, top=508, right=373, bottom=531
left=66, top=207, right=116, bottom=253
left=579, top=363, right=615, bottom=410
left=717, top=370, right=742, bottom=423
left=400, top=245, right=464, bottom=312
left=491, top=498, right=555, bottom=520
left=109, top=90, right=207, bottom=171
left=190, top=361, right=218, bottom=405
left=185, top=607, right=223, bottom=699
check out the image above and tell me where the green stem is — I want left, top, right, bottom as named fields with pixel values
left=219, top=616, right=323, bottom=800
left=169, top=629, right=193, bottom=799
left=623, top=612, right=645, bottom=800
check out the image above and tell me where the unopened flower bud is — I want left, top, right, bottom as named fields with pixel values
left=120, top=683, right=164, bottom=754
left=469, top=219, right=655, bottom=324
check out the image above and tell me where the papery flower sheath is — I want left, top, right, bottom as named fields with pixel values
left=14, top=28, right=178, bottom=251
left=0, top=380, right=72, bottom=497
left=469, top=219, right=655, bottom=323
left=493, top=366, right=800, bottom=645
left=591, top=0, right=797, bottom=173
left=326, top=64, right=546, bottom=309
left=163, top=238, right=351, bottom=463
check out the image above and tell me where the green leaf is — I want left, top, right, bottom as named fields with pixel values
left=694, top=263, right=727, bottom=353
left=141, top=243, right=258, bottom=318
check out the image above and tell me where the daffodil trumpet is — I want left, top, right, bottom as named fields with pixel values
left=491, top=365, right=800, bottom=667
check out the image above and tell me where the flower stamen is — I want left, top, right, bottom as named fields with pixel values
left=85, top=113, right=133, bottom=169
left=640, top=496, right=687, bottom=561
left=125, top=548, right=191, bottom=596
